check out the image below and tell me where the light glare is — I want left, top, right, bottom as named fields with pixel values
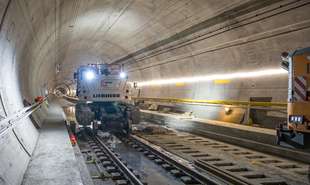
left=85, top=71, right=95, bottom=80
left=137, top=68, right=287, bottom=87
left=120, top=72, right=127, bottom=79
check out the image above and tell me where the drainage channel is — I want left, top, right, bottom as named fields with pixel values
left=134, top=128, right=309, bottom=185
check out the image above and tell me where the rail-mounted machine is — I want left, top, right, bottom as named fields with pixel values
left=74, top=64, right=139, bottom=135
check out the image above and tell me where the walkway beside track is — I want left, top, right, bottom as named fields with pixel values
left=22, top=101, right=84, bottom=185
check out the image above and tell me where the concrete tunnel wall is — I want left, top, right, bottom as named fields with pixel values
left=124, top=1, right=310, bottom=124
left=0, top=1, right=52, bottom=184
left=0, top=0, right=309, bottom=185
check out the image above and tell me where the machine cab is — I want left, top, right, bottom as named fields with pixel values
left=75, top=64, right=129, bottom=102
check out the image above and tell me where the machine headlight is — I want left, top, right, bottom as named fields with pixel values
left=85, top=70, right=95, bottom=81
left=120, top=72, right=127, bottom=79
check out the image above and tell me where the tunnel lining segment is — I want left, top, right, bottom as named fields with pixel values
left=0, top=0, right=12, bottom=33
left=125, top=0, right=310, bottom=72
left=12, top=129, right=31, bottom=157
left=112, top=0, right=284, bottom=65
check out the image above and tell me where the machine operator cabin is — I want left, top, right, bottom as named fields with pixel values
left=0, top=1, right=309, bottom=185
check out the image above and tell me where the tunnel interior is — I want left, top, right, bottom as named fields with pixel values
left=0, top=0, right=310, bottom=185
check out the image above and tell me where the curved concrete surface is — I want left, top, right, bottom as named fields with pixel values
left=0, top=1, right=309, bottom=185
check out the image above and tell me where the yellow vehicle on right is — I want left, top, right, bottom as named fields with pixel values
left=277, top=47, right=310, bottom=148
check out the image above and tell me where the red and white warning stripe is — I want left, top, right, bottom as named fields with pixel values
left=294, top=76, right=307, bottom=101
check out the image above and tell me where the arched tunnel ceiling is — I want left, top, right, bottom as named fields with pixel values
left=22, top=0, right=260, bottom=89
left=0, top=0, right=308, bottom=105
left=1, top=1, right=310, bottom=184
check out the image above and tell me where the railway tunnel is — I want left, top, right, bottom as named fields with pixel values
left=0, top=0, right=310, bottom=185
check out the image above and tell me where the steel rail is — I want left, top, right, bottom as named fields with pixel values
left=132, top=134, right=288, bottom=185
left=194, top=160, right=251, bottom=185
left=94, top=136, right=145, bottom=185
left=130, top=135, right=221, bottom=185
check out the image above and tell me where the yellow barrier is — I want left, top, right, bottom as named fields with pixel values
left=132, top=97, right=287, bottom=107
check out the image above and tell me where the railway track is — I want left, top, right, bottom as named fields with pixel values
left=123, top=136, right=222, bottom=185
left=127, top=135, right=249, bottom=185
left=78, top=131, right=225, bottom=185
left=133, top=125, right=310, bottom=185
left=79, top=136, right=146, bottom=185
left=77, top=125, right=309, bottom=185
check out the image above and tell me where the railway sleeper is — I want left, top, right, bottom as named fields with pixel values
left=110, top=172, right=123, bottom=180
left=93, top=148, right=102, bottom=153
left=191, top=154, right=210, bottom=158
left=95, top=152, right=106, bottom=157
left=170, top=169, right=186, bottom=177
left=137, top=147, right=144, bottom=152
left=154, top=158, right=165, bottom=164
left=102, top=160, right=113, bottom=167
left=147, top=154, right=156, bottom=160
left=106, top=166, right=118, bottom=173
left=180, top=176, right=200, bottom=185
left=242, top=173, right=268, bottom=179
left=225, top=167, right=251, bottom=173
left=162, top=163, right=175, bottom=170
left=98, top=156, right=109, bottom=161
left=115, top=179, right=129, bottom=185
left=255, top=178, right=288, bottom=185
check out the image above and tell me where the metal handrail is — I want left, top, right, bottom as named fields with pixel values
left=0, top=97, right=48, bottom=137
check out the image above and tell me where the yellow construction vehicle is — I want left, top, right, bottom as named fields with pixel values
left=277, top=47, right=310, bottom=148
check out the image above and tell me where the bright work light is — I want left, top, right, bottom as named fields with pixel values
left=120, top=72, right=127, bottom=79
left=85, top=70, right=95, bottom=81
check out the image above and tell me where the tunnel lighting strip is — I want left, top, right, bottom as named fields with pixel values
left=136, top=68, right=287, bottom=87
